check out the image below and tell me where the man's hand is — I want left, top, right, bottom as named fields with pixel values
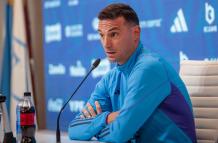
left=81, top=101, right=102, bottom=118
left=106, top=111, right=119, bottom=124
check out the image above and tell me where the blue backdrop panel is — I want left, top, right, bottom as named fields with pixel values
left=42, top=0, right=218, bottom=131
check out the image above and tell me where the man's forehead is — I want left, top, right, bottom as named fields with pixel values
left=98, top=17, right=126, bottom=32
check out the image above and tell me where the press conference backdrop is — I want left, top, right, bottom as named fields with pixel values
left=42, top=0, right=218, bottom=131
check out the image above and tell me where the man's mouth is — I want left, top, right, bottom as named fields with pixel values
left=106, top=51, right=116, bottom=54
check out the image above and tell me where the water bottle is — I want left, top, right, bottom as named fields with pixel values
left=16, top=98, right=23, bottom=143
left=20, top=92, right=36, bottom=143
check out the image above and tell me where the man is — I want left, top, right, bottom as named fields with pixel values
left=68, top=3, right=196, bottom=143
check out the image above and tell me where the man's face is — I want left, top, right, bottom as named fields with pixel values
left=98, top=17, right=140, bottom=65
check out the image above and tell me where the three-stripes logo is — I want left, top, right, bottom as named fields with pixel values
left=170, top=9, right=188, bottom=33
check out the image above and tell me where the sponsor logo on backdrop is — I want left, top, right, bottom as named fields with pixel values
left=69, top=100, right=85, bottom=112
left=47, top=98, right=63, bottom=112
left=69, top=61, right=86, bottom=77
left=45, top=23, right=62, bottom=43
left=92, top=17, right=99, bottom=31
left=140, top=19, right=162, bottom=29
left=48, top=63, right=66, bottom=75
left=170, top=9, right=188, bottom=33
left=44, top=0, right=61, bottom=9
left=204, top=58, right=218, bottom=61
left=65, top=24, right=83, bottom=38
left=180, top=51, right=189, bottom=61
left=203, top=2, right=217, bottom=33
left=68, top=0, right=79, bottom=6
left=87, top=17, right=100, bottom=41
left=92, top=58, right=111, bottom=78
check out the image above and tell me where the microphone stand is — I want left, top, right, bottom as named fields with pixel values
left=0, top=95, right=16, bottom=143
left=56, top=59, right=100, bottom=143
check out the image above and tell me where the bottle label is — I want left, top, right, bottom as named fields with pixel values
left=20, top=113, right=35, bottom=126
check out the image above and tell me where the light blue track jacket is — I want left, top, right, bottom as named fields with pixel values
left=68, top=42, right=197, bottom=143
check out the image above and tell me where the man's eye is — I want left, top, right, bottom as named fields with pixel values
left=111, top=32, right=118, bottom=37
left=99, top=34, right=104, bottom=38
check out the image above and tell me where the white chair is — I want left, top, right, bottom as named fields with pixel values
left=180, top=60, right=218, bottom=143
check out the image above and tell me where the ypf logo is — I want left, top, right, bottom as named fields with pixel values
left=205, top=2, right=215, bottom=25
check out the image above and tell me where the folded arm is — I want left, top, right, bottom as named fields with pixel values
left=68, top=75, right=112, bottom=140
left=97, top=62, right=171, bottom=143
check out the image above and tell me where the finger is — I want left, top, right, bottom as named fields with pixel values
left=80, top=115, right=84, bottom=119
left=95, top=101, right=102, bottom=114
left=82, top=109, right=91, bottom=118
left=80, top=114, right=85, bottom=119
left=87, top=103, right=96, bottom=117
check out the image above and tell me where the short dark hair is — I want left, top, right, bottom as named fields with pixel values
left=98, top=3, right=139, bottom=26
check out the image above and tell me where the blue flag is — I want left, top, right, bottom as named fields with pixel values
left=0, top=1, right=12, bottom=113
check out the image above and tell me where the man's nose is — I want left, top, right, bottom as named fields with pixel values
left=103, top=36, right=111, bottom=48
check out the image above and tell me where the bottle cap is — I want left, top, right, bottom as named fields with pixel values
left=0, top=95, right=6, bottom=102
left=24, top=92, right=31, bottom=97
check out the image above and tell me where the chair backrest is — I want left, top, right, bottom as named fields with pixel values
left=180, top=60, right=218, bottom=143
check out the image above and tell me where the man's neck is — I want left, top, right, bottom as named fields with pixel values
left=117, top=41, right=140, bottom=65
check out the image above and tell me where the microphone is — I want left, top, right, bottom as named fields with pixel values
left=56, top=59, right=101, bottom=143
left=91, top=58, right=101, bottom=69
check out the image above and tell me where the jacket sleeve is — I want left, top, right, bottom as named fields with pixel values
left=68, top=74, right=112, bottom=140
left=97, top=61, right=171, bottom=143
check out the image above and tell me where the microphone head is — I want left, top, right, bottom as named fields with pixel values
left=92, top=58, right=101, bottom=69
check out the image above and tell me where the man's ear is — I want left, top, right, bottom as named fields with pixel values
left=133, top=26, right=141, bottom=42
